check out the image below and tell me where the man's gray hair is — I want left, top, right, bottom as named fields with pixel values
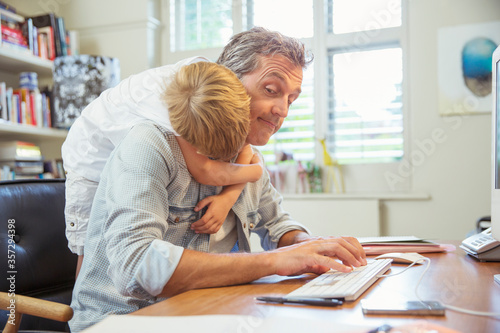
left=217, top=26, right=313, bottom=79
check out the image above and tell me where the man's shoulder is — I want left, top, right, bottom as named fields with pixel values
left=114, top=122, right=180, bottom=173
left=123, top=122, right=178, bottom=153
left=130, top=121, right=175, bottom=137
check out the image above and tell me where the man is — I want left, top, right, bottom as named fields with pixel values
left=69, top=27, right=366, bottom=332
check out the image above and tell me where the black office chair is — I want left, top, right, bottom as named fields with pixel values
left=0, top=179, right=77, bottom=332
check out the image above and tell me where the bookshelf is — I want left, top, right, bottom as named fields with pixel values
left=0, top=47, right=53, bottom=74
left=0, top=8, right=67, bottom=161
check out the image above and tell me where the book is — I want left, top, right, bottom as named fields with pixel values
left=37, top=26, right=55, bottom=60
left=0, top=82, right=6, bottom=121
left=357, top=236, right=456, bottom=255
left=5, top=87, right=12, bottom=122
left=1, top=39, right=29, bottom=52
left=67, top=30, right=79, bottom=55
left=21, top=17, right=34, bottom=54
left=0, top=141, right=42, bottom=161
left=2, top=160, right=44, bottom=175
left=358, top=236, right=437, bottom=245
left=38, top=32, right=48, bottom=59
left=0, top=164, right=14, bottom=180
left=11, top=90, right=20, bottom=123
left=56, top=16, right=67, bottom=56
left=1, top=25, right=24, bottom=40
left=30, top=13, right=61, bottom=57
left=43, top=159, right=65, bottom=178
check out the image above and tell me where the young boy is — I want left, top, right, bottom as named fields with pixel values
left=62, top=59, right=262, bottom=276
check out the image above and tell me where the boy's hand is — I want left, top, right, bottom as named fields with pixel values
left=250, top=152, right=263, bottom=167
left=191, top=194, right=232, bottom=234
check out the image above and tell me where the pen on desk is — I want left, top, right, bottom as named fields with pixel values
left=256, top=296, right=343, bottom=307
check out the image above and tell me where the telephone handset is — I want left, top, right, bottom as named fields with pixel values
left=460, top=227, right=500, bottom=261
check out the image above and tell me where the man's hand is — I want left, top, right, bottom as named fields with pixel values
left=270, top=236, right=367, bottom=276
left=191, top=194, right=233, bottom=234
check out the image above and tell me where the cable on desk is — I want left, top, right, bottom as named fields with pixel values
left=376, top=257, right=500, bottom=317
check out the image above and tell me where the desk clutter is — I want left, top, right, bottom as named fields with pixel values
left=357, top=236, right=456, bottom=255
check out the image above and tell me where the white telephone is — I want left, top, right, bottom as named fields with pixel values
left=460, top=227, right=500, bottom=261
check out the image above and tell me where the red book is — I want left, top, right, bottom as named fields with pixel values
left=1, top=25, right=24, bottom=39
left=29, top=91, right=36, bottom=126
left=2, top=34, right=28, bottom=46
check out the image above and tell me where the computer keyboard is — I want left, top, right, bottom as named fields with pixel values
left=287, top=259, right=392, bottom=301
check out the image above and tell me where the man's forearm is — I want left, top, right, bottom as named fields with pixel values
left=160, top=235, right=367, bottom=298
left=277, top=230, right=311, bottom=248
left=160, top=249, right=276, bottom=297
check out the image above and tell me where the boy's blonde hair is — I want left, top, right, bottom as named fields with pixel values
left=165, top=62, right=251, bottom=161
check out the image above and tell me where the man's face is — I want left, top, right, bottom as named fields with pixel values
left=241, top=55, right=303, bottom=146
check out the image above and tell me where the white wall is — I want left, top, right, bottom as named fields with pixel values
left=383, top=0, right=498, bottom=239
left=8, top=0, right=499, bottom=240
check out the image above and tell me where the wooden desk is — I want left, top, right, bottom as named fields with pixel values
left=133, top=241, right=500, bottom=332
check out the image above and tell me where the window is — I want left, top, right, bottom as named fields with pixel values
left=326, top=0, right=404, bottom=164
left=328, top=47, right=404, bottom=164
left=330, top=0, right=401, bottom=34
left=163, top=0, right=407, bottom=192
left=169, top=0, right=234, bottom=52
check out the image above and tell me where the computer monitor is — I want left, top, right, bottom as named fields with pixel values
left=492, top=45, right=500, bottom=241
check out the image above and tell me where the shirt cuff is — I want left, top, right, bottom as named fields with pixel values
left=131, top=239, right=185, bottom=297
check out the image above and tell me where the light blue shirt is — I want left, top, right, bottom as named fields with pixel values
left=69, top=122, right=309, bottom=332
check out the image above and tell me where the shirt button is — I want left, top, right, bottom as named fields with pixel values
left=175, top=217, right=180, bottom=223
left=70, top=222, right=75, bottom=227
left=249, top=223, right=255, bottom=229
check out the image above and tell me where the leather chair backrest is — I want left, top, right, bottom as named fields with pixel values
left=0, top=179, right=77, bottom=332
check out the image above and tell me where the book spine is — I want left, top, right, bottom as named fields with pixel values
left=23, top=18, right=34, bottom=54
left=38, top=26, right=55, bottom=60
left=6, top=87, right=12, bottom=122
left=29, top=91, right=36, bottom=126
left=52, top=15, right=61, bottom=57
left=12, top=91, right=20, bottom=124
left=1, top=39, right=29, bottom=52
left=37, top=33, right=48, bottom=59
left=56, top=16, right=66, bottom=56
left=0, top=82, right=6, bottom=121
left=1, top=25, right=23, bottom=39
left=32, top=25, right=38, bottom=57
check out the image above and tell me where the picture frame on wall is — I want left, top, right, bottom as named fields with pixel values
left=438, top=21, right=500, bottom=116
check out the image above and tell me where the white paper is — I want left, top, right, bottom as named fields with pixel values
left=82, top=314, right=372, bottom=333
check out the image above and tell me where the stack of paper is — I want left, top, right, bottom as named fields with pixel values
left=82, top=314, right=373, bottom=333
left=357, top=236, right=456, bottom=255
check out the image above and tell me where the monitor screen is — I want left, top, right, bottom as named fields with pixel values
left=496, top=57, right=500, bottom=190
left=492, top=46, right=500, bottom=241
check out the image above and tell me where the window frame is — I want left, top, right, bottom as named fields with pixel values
left=314, top=0, right=410, bottom=192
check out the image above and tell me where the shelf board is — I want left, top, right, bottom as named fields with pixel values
left=0, top=47, right=53, bottom=75
left=0, top=121, right=67, bottom=142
